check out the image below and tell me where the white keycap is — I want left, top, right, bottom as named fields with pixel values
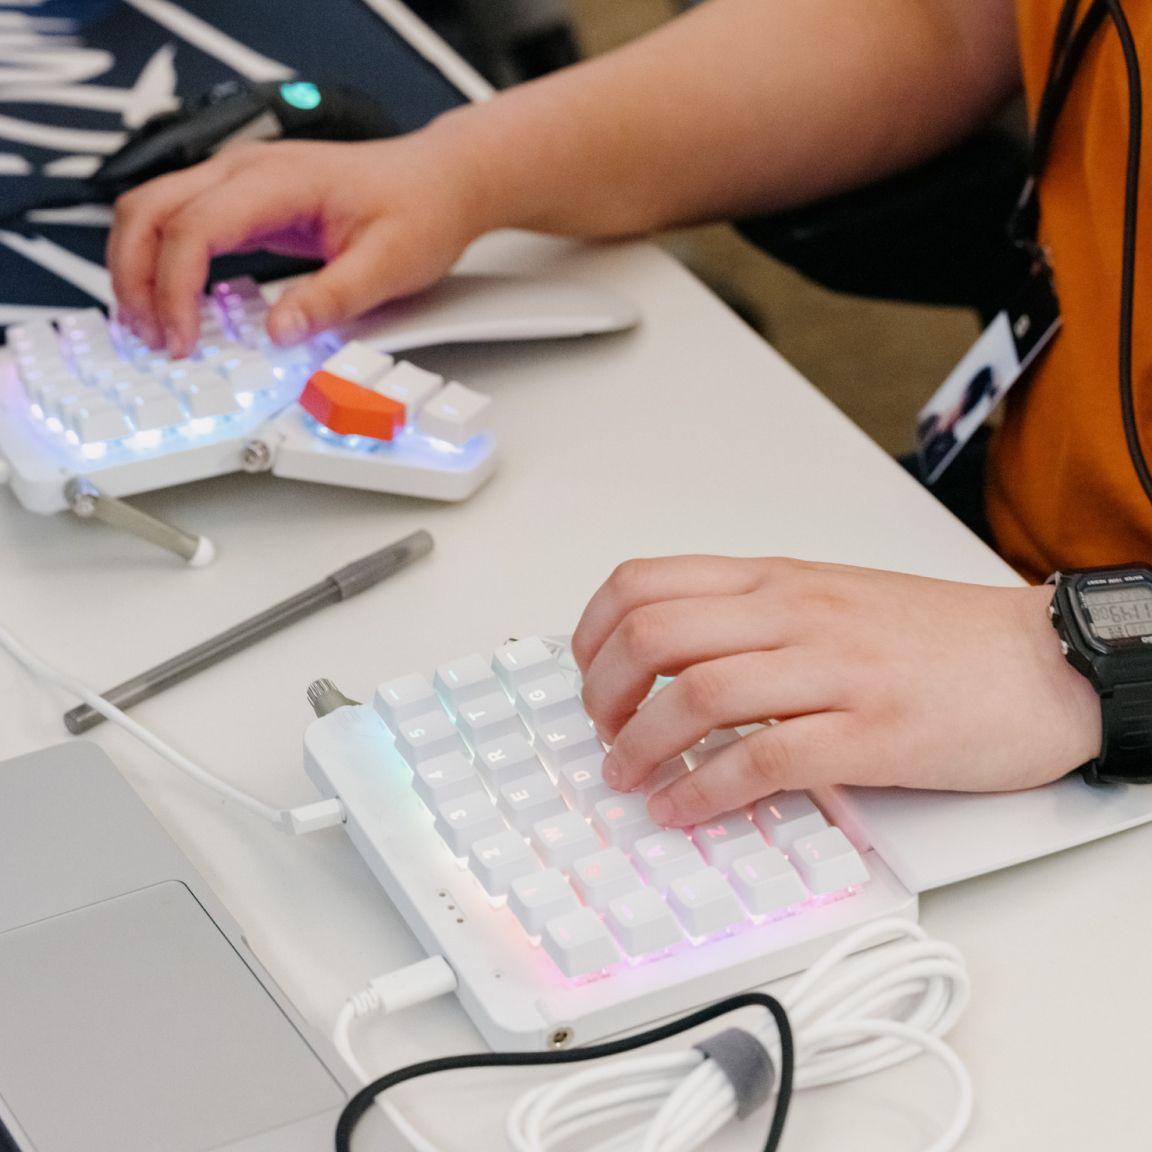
left=542, top=907, right=620, bottom=977
left=592, top=794, right=662, bottom=849
left=535, top=713, right=602, bottom=773
left=8, top=320, right=56, bottom=351
left=473, top=732, right=540, bottom=788
left=226, top=358, right=281, bottom=395
left=633, top=830, right=703, bottom=890
left=74, top=353, right=123, bottom=386
left=516, top=673, right=582, bottom=730
left=69, top=399, right=131, bottom=444
left=434, top=653, right=500, bottom=710
left=606, top=888, right=684, bottom=956
left=667, top=868, right=746, bottom=937
left=730, top=849, right=808, bottom=916
left=498, top=771, right=567, bottom=832
left=394, top=710, right=465, bottom=767
left=558, top=753, right=613, bottom=814
left=374, top=360, right=442, bottom=415
left=492, top=637, right=557, bottom=693
left=790, top=827, right=868, bottom=893
left=530, top=810, right=600, bottom=871
left=417, top=381, right=491, bottom=446
left=570, top=848, right=644, bottom=911
left=323, top=340, right=394, bottom=386
left=456, top=692, right=523, bottom=747
left=125, top=385, right=184, bottom=431
left=434, top=791, right=505, bottom=857
left=413, top=751, right=482, bottom=807
left=469, top=829, right=540, bottom=896
left=178, top=371, right=242, bottom=418
left=509, top=869, right=580, bottom=935
left=373, top=672, right=438, bottom=731
left=691, top=813, right=766, bottom=871
left=752, top=792, right=828, bottom=852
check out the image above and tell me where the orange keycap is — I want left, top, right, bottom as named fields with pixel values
left=299, top=370, right=406, bottom=441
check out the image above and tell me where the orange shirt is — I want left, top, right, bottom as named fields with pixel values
left=988, top=3, right=1152, bottom=580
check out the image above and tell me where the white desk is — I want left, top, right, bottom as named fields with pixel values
left=1, top=231, right=1147, bottom=1152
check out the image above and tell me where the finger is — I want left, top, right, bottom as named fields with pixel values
left=572, top=557, right=779, bottom=676
left=266, top=221, right=428, bottom=345
left=646, top=713, right=851, bottom=826
left=581, top=593, right=792, bottom=741
left=107, top=163, right=228, bottom=347
left=153, top=174, right=322, bottom=357
left=603, top=649, right=845, bottom=793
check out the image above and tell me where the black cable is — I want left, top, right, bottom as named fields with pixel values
left=1100, top=0, right=1152, bottom=507
left=333, top=991, right=794, bottom=1152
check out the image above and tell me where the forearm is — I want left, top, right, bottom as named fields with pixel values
left=434, top=0, right=1021, bottom=238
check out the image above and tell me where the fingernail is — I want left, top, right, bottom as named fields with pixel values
left=269, top=304, right=308, bottom=347
left=138, top=319, right=161, bottom=349
left=648, top=795, right=674, bottom=825
left=602, top=761, right=622, bottom=789
left=164, top=327, right=186, bottom=359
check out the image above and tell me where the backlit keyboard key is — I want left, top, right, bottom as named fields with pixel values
left=498, top=771, right=566, bottom=832
left=752, top=791, right=828, bottom=852
left=633, top=830, right=703, bottom=890
left=531, top=810, right=600, bottom=871
left=730, top=849, right=807, bottom=916
left=473, top=732, right=539, bottom=788
left=181, top=374, right=243, bottom=418
left=469, top=829, right=540, bottom=897
left=607, top=888, right=684, bottom=957
left=592, top=794, right=662, bottom=849
left=434, top=791, right=505, bottom=856
left=374, top=360, right=442, bottom=415
left=394, top=710, right=465, bottom=767
left=691, top=813, right=765, bottom=871
left=667, top=868, right=745, bottom=938
left=226, top=359, right=280, bottom=396
left=542, top=907, right=620, bottom=977
left=558, top=754, right=612, bottom=814
left=790, top=828, right=868, bottom=894
left=413, top=751, right=482, bottom=807
left=492, top=637, right=556, bottom=693
left=322, top=340, right=394, bottom=386
left=535, top=713, right=602, bottom=773
left=456, top=692, right=523, bottom=747
left=434, top=653, right=499, bottom=710
left=125, top=386, right=184, bottom=431
left=516, top=673, right=582, bottom=730
left=509, top=869, right=579, bottom=935
left=69, top=399, right=131, bottom=444
left=417, top=381, right=490, bottom=446
left=374, top=672, right=438, bottom=731
left=570, top=848, right=644, bottom=910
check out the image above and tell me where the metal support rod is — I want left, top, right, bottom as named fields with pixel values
left=64, top=479, right=215, bottom=567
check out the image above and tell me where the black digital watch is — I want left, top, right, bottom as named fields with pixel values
left=1049, top=566, right=1152, bottom=784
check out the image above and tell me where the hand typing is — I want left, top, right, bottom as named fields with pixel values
left=572, top=556, right=1101, bottom=827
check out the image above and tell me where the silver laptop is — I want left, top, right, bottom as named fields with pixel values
left=0, top=742, right=356, bottom=1152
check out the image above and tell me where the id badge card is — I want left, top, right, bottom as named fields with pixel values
left=915, top=259, right=1061, bottom=484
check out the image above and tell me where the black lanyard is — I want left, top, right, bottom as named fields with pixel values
left=1014, top=0, right=1152, bottom=510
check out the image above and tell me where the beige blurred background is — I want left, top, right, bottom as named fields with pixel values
left=567, top=0, right=980, bottom=456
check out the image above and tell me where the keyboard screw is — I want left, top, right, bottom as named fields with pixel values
left=241, top=439, right=273, bottom=473
left=548, top=1027, right=573, bottom=1049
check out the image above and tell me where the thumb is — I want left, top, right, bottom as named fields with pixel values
left=266, top=223, right=428, bottom=345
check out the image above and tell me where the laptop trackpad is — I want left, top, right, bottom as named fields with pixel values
left=0, top=881, right=343, bottom=1152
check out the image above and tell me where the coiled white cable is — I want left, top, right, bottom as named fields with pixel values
left=0, top=618, right=344, bottom=833
left=506, top=918, right=971, bottom=1152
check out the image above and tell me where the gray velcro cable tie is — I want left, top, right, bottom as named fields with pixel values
left=694, top=1027, right=776, bottom=1120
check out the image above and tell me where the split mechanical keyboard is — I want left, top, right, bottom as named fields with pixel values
left=0, top=276, right=497, bottom=517
left=304, top=637, right=918, bottom=1051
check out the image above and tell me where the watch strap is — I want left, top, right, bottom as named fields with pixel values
left=1087, top=680, right=1152, bottom=784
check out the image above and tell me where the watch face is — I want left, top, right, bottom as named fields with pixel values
left=1077, top=572, right=1152, bottom=647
